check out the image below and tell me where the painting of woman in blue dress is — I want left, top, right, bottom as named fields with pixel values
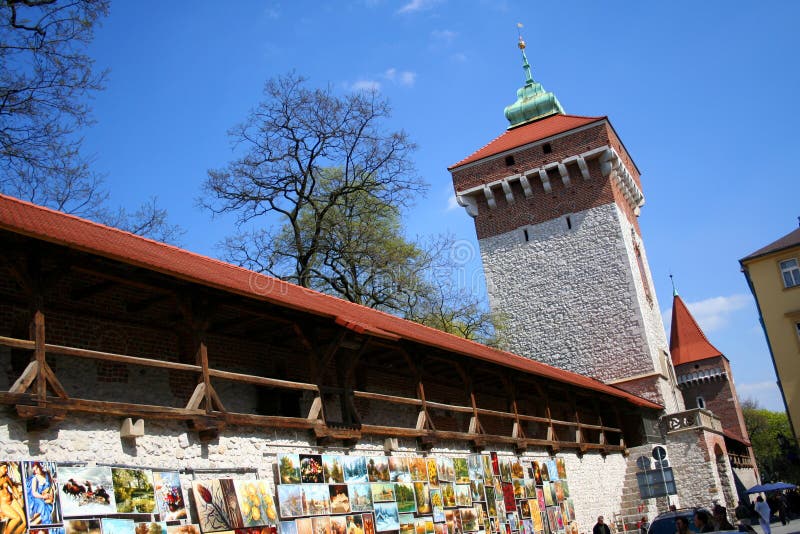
left=24, top=461, right=61, bottom=526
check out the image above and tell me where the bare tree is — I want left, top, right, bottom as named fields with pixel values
left=0, top=0, right=183, bottom=243
left=203, top=73, right=425, bottom=288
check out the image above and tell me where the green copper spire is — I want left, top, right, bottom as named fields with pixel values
left=503, top=32, right=564, bottom=129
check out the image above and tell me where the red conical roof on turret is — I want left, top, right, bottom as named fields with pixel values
left=669, top=293, right=724, bottom=366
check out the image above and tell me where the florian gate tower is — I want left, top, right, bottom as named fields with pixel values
left=448, top=36, right=758, bottom=518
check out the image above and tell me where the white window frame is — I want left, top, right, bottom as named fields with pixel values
left=780, top=258, right=800, bottom=288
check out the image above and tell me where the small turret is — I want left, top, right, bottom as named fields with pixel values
left=503, top=33, right=564, bottom=129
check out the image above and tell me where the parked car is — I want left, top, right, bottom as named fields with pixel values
left=648, top=508, right=714, bottom=534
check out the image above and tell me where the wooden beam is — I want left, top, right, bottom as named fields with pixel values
left=44, top=343, right=202, bottom=372
left=32, top=311, right=46, bottom=405
left=42, top=362, right=68, bottom=399
left=196, top=342, right=213, bottom=413
left=9, top=361, right=38, bottom=394
left=0, top=335, right=35, bottom=351
left=186, top=383, right=206, bottom=410
left=307, top=396, right=323, bottom=421
left=209, top=368, right=319, bottom=392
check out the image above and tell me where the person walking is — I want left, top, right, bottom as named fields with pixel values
left=674, top=517, right=690, bottom=534
left=693, top=510, right=714, bottom=533
left=755, top=496, right=771, bottom=534
left=593, top=516, right=611, bottom=534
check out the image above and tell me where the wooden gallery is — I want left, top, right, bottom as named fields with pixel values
left=0, top=194, right=663, bottom=534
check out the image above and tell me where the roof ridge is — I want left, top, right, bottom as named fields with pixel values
left=670, top=294, right=724, bottom=366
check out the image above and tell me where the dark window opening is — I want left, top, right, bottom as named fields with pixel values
left=566, top=215, right=572, bottom=230
left=523, top=229, right=529, bottom=242
left=543, top=143, right=552, bottom=154
left=505, top=155, right=515, bottom=166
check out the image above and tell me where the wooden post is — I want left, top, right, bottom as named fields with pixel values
left=197, top=341, right=212, bottom=413
left=33, top=311, right=46, bottom=405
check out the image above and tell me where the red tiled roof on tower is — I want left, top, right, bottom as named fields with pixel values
left=669, top=293, right=724, bottom=366
left=448, top=114, right=604, bottom=170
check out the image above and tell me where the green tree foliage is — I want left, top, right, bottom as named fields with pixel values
left=741, top=398, right=800, bottom=483
left=0, top=0, right=182, bottom=243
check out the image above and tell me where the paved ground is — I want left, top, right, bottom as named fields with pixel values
left=750, top=521, right=800, bottom=534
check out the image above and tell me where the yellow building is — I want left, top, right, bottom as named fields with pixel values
left=740, top=225, right=800, bottom=440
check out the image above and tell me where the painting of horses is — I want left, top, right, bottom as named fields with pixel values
left=57, top=466, right=117, bottom=517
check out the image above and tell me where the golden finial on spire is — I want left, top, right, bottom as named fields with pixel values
left=517, top=22, right=526, bottom=49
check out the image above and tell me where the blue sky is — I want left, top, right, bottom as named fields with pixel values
left=80, top=1, right=799, bottom=411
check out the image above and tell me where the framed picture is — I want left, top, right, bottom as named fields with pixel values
left=389, top=457, right=411, bottom=483
left=329, top=484, right=351, bottom=514
left=349, top=483, right=374, bottom=512
left=102, top=519, right=135, bottom=534
left=429, top=489, right=444, bottom=523
left=277, top=455, right=301, bottom=484
left=498, top=459, right=511, bottom=483
left=555, top=460, right=566, bottom=482
left=460, top=508, right=479, bottom=532
left=280, top=522, right=298, bottom=534
left=440, top=482, right=456, bottom=508
left=300, top=455, right=324, bottom=484
left=435, top=458, right=454, bottom=484
left=467, top=456, right=484, bottom=482
left=58, top=465, right=117, bottom=517
left=396, top=483, right=417, bottom=513
left=531, top=463, right=542, bottom=487
left=399, top=513, right=415, bottom=534
left=470, top=480, right=484, bottom=503
left=346, top=515, right=365, bottom=534
left=445, top=510, right=462, bottom=534
left=454, top=484, right=472, bottom=507
left=134, top=522, right=167, bottom=534
left=112, top=468, right=155, bottom=514
left=322, top=455, right=345, bottom=484
left=453, top=459, right=469, bottom=485
left=277, top=485, right=303, bottom=518
left=296, top=518, right=313, bottom=534
left=344, top=457, right=369, bottom=484
left=425, top=459, right=439, bottom=488
left=153, top=471, right=187, bottom=521
left=65, top=520, right=101, bottom=534
left=512, top=480, right=525, bottom=501
left=192, top=479, right=243, bottom=532
left=330, top=516, right=346, bottom=534
left=366, top=457, right=390, bottom=483
left=510, top=460, right=525, bottom=481
left=362, top=513, right=375, bottom=534
left=234, top=479, right=277, bottom=526
left=311, top=516, right=330, bottom=534
left=373, top=502, right=400, bottom=532
left=302, top=484, right=330, bottom=516
left=413, top=482, right=431, bottom=514
left=501, top=483, right=516, bottom=512
left=523, top=480, right=536, bottom=500
left=23, top=461, right=61, bottom=527
left=408, top=458, right=428, bottom=482
left=370, top=483, right=395, bottom=503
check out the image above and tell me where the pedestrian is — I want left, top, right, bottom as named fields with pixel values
left=735, top=500, right=752, bottom=528
left=755, top=496, right=771, bottom=534
left=675, top=517, right=690, bottom=534
left=713, top=504, right=735, bottom=530
left=693, top=510, right=714, bottom=533
left=593, top=516, right=611, bottom=534
left=777, top=492, right=789, bottom=525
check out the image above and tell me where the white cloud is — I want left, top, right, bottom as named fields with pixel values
left=397, top=0, right=440, bottom=14
left=737, top=381, right=785, bottom=411
left=383, top=68, right=416, bottom=87
left=662, top=293, right=751, bottom=334
left=446, top=194, right=460, bottom=211
left=350, top=79, right=382, bottom=91
left=451, top=52, right=467, bottom=63
left=431, top=29, right=457, bottom=44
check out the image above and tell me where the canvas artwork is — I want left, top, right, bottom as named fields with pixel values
left=484, top=490, right=496, bottom=518
left=395, top=483, right=416, bottom=513
left=547, top=462, right=559, bottom=483
left=413, top=482, right=430, bottom=514
left=322, top=456, right=344, bottom=484
left=489, top=453, right=499, bottom=477
left=507, top=512, right=519, bottom=533
left=530, top=504, right=543, bottom=533
left=302, top=484, right=330, bottom=516
left=535, top=489, right=545, bottom=513
left=134, top=522, right=168, bottom=534
left=23, top=461, right=61, bottom=527
left=511, top=480, right=525, bottom=500
left=366, top=458, right=390, bottom=484
left=565, top=501, right=574, bottom=523
left=459, top=508, right=478, bottom=532
left=429, top=489, right=444, bottom=523
left=30, top=528, right=65, bottom=534
left=523, top=480, right=535, bottom=500
left=560, top=482, right=569, bottom=499
left=370, top=483, right=395, bottom=503
left=329, top=484, right=351, bottom=514
left=300, top=455, right=324, bottom=484
left=58, top=465, right=117, bottom=517
left=311, top=516, right=330, bottom=534
left=544, top=509, right=556, bottom=534
left=153, top=471, right=187, bottom=521
left=112, top=468, right=155, bottom=514
left=399, top=513, right=415, bottom=534
left=234, top=479, right=278, bottom=526
left=469, top=480, right=484, bottom=503
left=445, top=510, right=461, bottom=534
left=501, top=483, right=516, bottom=512
left=454, top=484, right=471, bottom=507
left=65, top=519, right=102, bottom=534
left=434, top=523, right=448, bottom=534
left=435, top=458, right=454, bottom=484
left=467, top=456, right=483, bottom=482
left=414, top=518, right=427, bottom=534
left=539, top=464, right=549, bottom=484
left=530, top=464, right=541, bottom=487
left=102, top=519, right=135, bottom=534
left=166, top=526, right=201, bottom=534
left=277, top=486, right=303, bottom=518
left=439, top=483, right=455, bottom=508
left=425, top=460, right=438, bottom=487
left=497, top=459, right=511, bottom=483
left=236, top=528, right=277, bottom=534
left=521, top=520, right=534, bottom=534
left=330, top=516, right=347, bottom=534
left=279, top=521, right=297, bottom=534
left=345, top=515, right=364, bottom=534
left=541, top=483, right=554, bottom=508
left=343, top=457, right=368, bottom=484
left=518, top=500, right=531, bottom=519
left=296, top=519, right=313, bottom=534
left=408, top=459, right=427, bottom=483
left=278, top=455, right=302, bottom=485
left=491, top=477, right=502, bottom=495
left=481, top=456, right=493, bottom=482
left=555, top=460, right=566, bottom=482
left=452, top=459, right=469, bottom=485
left=495, top=497, right=506, bottom=519
left=553, top=482, right=563, bottom=503
left=388, top=457, right=410, bottom=483
left=192, top=479, right=243, bottom=532
left=558, top=502, right=569, bottom=524
left=349, top=484, right=373, bottom=512
left=362, top=513, right=375, bottom=534
left=373, top=502, right=399, bottom=533
left=424, top=518, right=435, bottom=534
left=510, top=460, right=524, bottom=481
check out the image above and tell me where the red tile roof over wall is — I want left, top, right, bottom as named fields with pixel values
left=448, top=114, right=605, bottom=170
left=669, top=294, right=724, bottom=366
left=0, top=193, right=662, bottom=410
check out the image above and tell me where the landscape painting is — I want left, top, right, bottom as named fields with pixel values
left=311, top=516, right=330, bottom=534
left=366, top=457, right=390, bottom=483
left=102, top=519, right=135, bottom=534
left=301, top=484, right=330, bottom=516
left=467, top=456, right=483, bottom=482
left=58, top=465, right=117, bottom=517
left=329, top=516, right=346, bottom=534
left=510, top=460, right=525, bottom=481
left=470, top=480, right=484, bottom=503
left=346, top=515, right=364, bottom=534
left=134, top=523, right=167, bottom=534
left=349, top=483, right=373, bottom=512
left=277, top=485, right=303, bottom=518
left=192, top=479, right=243, bottom=532
left=556, top=460, right=566, bottom=481
left=435, top=458, right=454, bottom=484
left=23, top=461, right=61, bottom=527
left=112, top=468, right=155, bottom=514
left=454, top=484, right=471, bottom=507
left=388, top=457, right=410, bottom=483
left=278, top=455, right=301, bottom=484
left=153, top=471, right=187, bottom=521
left=362, top=513, right=376, bottom=534
left=322, top=455, right=344, bottom=484
left=295, top=519, right=312, bottom=534
left=373, top=502, right=399, bottom=533
left=459, top=508, right=478, bottom=532
left=395, top=483, right=416, bottom=513
left=279, top=521, right=297, bottom=534
left=408, top=458, right=427, bottom=482
left=65, top=519, right=102, bottom=534
left=399, top=514, right=415, bottom=534
left=343, top=457, right=368, bottom=483
left=440, top=483, right=455, bottom=508
left=234, top=479, right=277, bottom=527
left=413, top=482, right=430, bottom=514
left=531, top=463, right=542, bottom=486
left=370, top=483, right=395, bottom=503
left=452, top=459, right=469, bottom=485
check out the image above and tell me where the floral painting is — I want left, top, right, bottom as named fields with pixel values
left=153, top=471, right=186, bottom=521
left=300, top=455, right=324, bottom=484
left=233, top=479, right=277, bottom=527
left=65, top=519, right=101, bottom=534
left=192, top=479, right=243, bottom=532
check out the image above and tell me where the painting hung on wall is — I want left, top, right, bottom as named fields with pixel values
left=362, top=513, right=376, bottom=534
left=301, top=484, right=330, bottom=516
left=518, top=499, right=531, bottom=519
left=510, top=460, right=525, bottom=481
left=277, top=486, right=303, bottom=518
left=395, top=483, right=416, bottom=513
left=454, top=484, right=471, bottom=507
left=452, top=458, right=469, bottom=485
left=467, top=456, right=483, bottom=483
left=300, top=455, right=324, bottom=484
left=469, top=480, right=484, bottom=503
left=0, top=462, right=26, bottom=534
left=296, top=518, right=313, bottom=534
left=153, top=471, right=186, bottom=521
left=412, top=482, right=430, bottom=514
left=311, top=516, right=330, bottom=534
left=329, top=484, right=351, bottom=514
left=278, top=455, right=301, bottom=484
left=535, top=488, right=546, bottom=513
left=112, top=468, right=155, bottom=514
left=370, top=483, right=395, bottom=503
left=192, top=479, right=243, bottom=532
left=435, top=458, right=454, bottom=484
left=345, top=514, right=364, bottom=534
left=330, top=515, right=347, bottom=534
left=388, top=457, right=410, bottom=483
left=322, top=456, right=344, bottom=484
left=408, top=459, right=427, bottom=483
left=64, top=519, right=102, bottom=534
left=459, top=508, right=478, bottom=533
left=523, top=480, right=536, bottom=500
left=501, top=483, right=516, bottom=512
left=30, top=528, right=65, bottom=534
left=429, top=489, right=444, bottom=523
left=512, top=480, right=525, bottom=500
left=349, top=484, right=373, bottom=512
left=165, top=525, right=201, bottom=534
left=531, top=463, right=542, bottom=486
left=425, top=459, right=438, bottom=487
left=234, top=479, right=277, bottom=526
left=58, top=465, right=117, bottom=517
left=445, top=510, right=461, bottom=534
left=23, top=461, right=61, bottom=527
left=555, top=460, right=566, bottom=481
left=439, top=483, right=455, bottom=508
left=134, top=522, right=168, bottom=534
left=366, top=458, right=390, bottom=483
left=485, top=489, right=497, bottom=518
left=279, top=521, right=297, bottom=534
left=373, top=502, right=399, bottom=532
left=102, top=518, right=135, bottom=534
left=539, top=463, right=549, bottom=483
left=398, top=513, right=415, bottom=534
left=560, top=481, right=569, bottom=499
left=343, top=457, right=368, bottom=484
